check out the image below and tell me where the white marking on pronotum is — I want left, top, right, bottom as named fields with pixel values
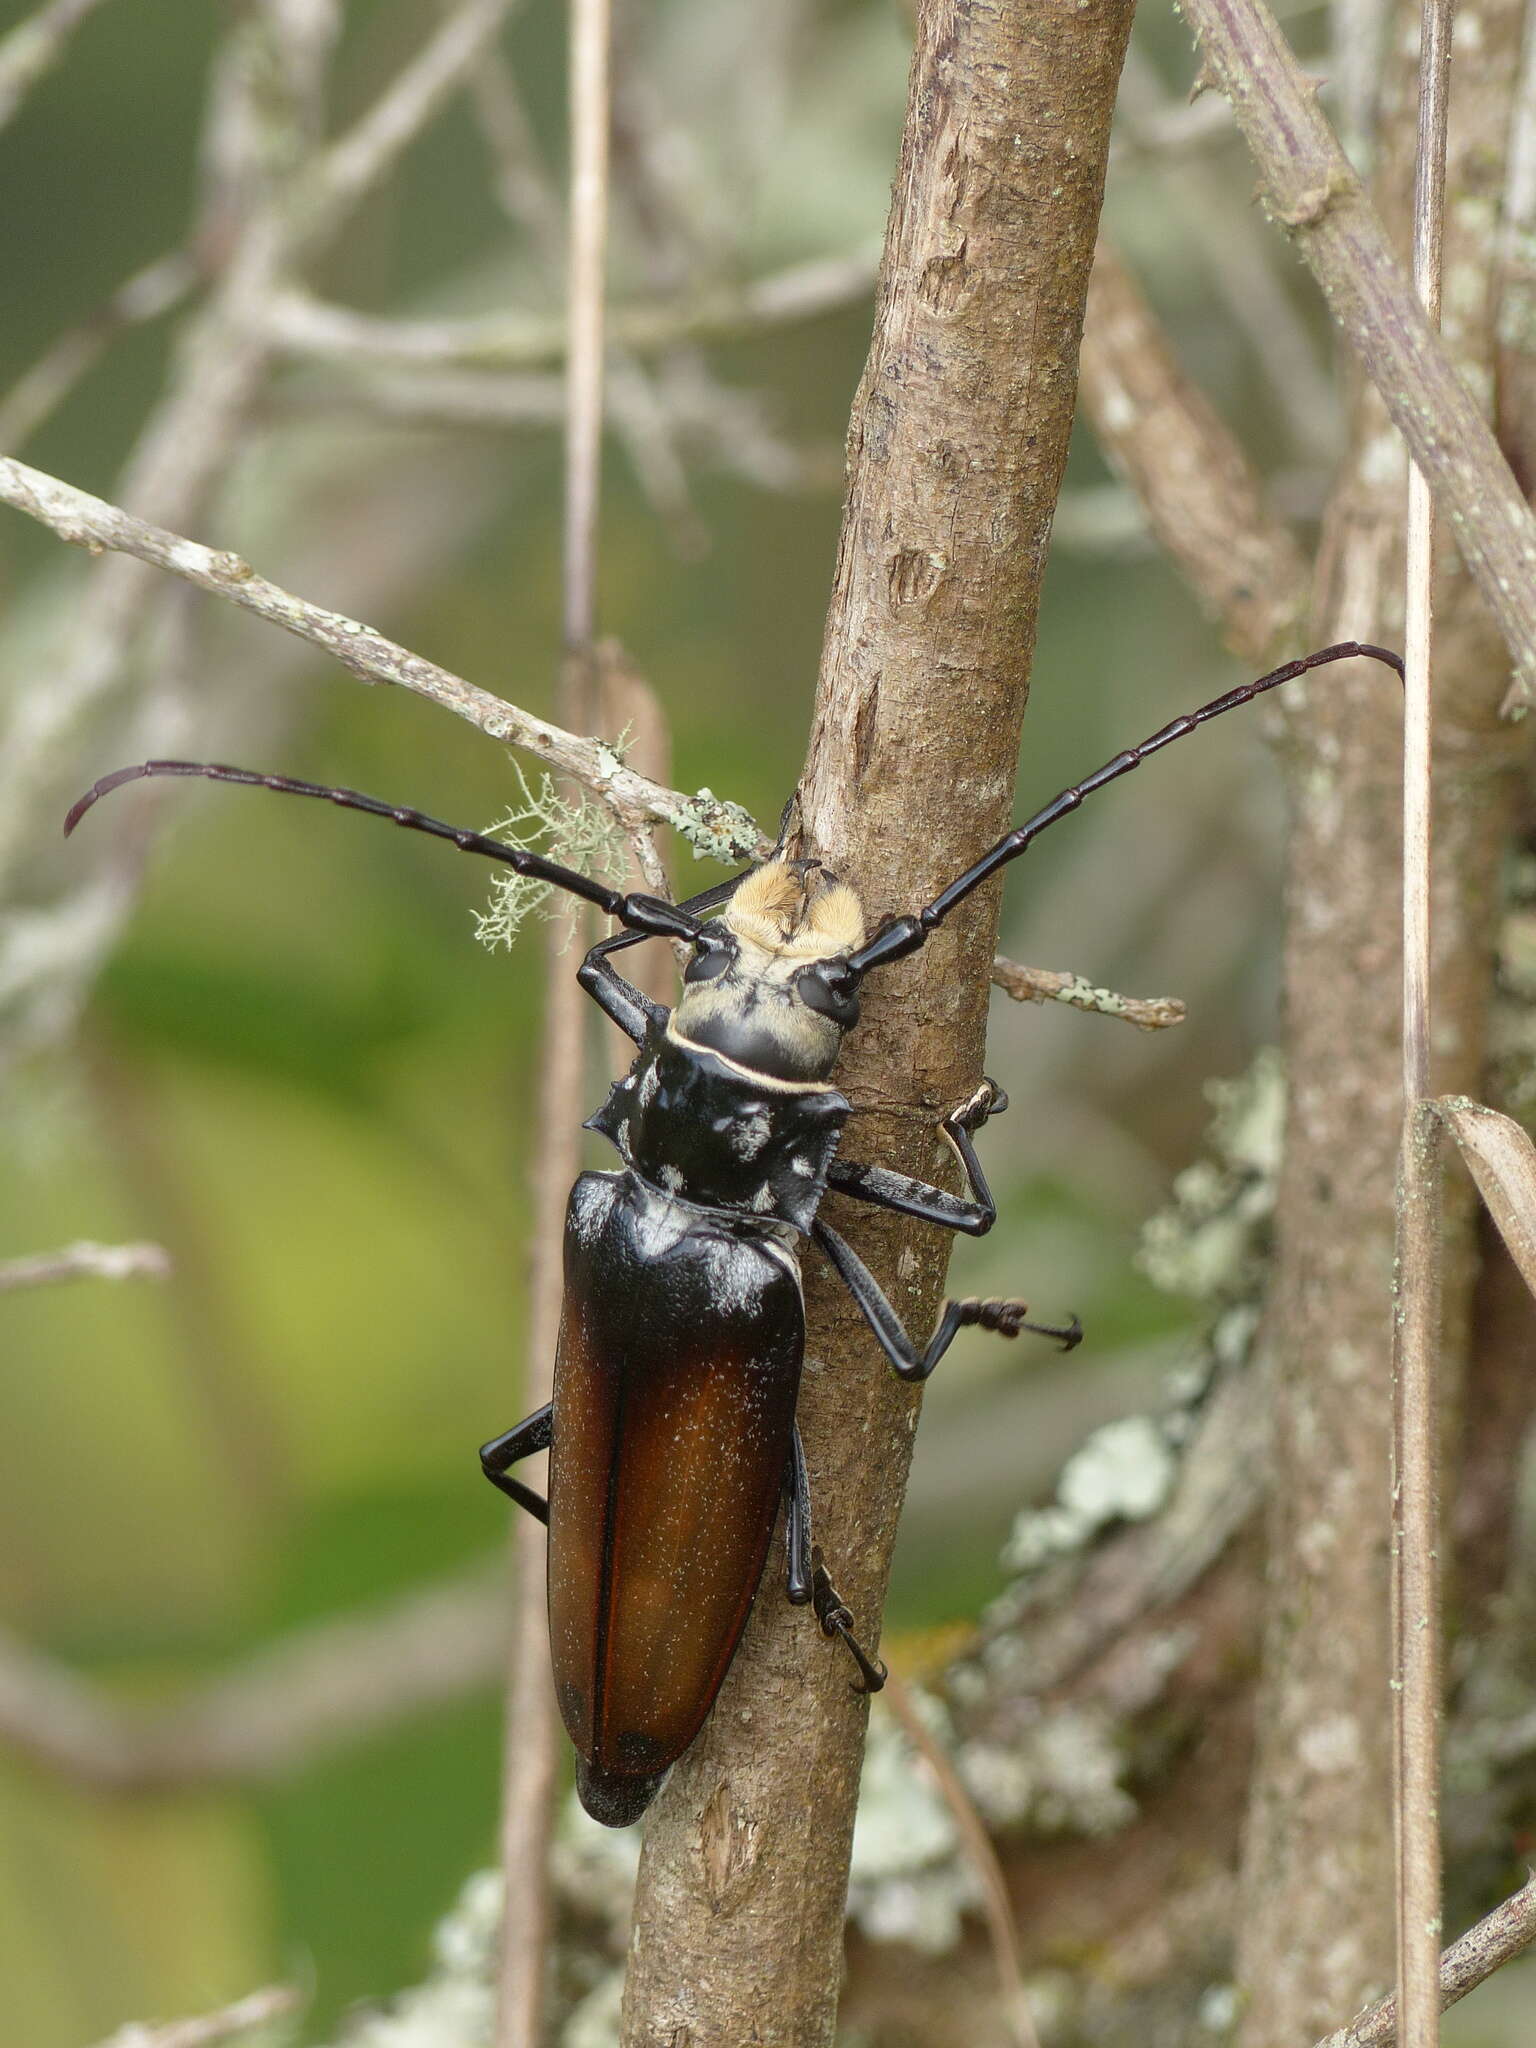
left=790, top=1155, right=814, bottom=1177
left=730, top=1107, right=773, bottom=1160
left=658, top=1164, right=685, bottom=1193
left=637, top=1061, right=661, bottom=1109
left=751, top=1183, right=777, bottom=1213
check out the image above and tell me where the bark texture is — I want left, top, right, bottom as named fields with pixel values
left=618, top=3, right=1137, bottom=2042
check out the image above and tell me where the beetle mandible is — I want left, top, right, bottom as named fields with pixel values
left=66, top=637, right=1403, bottom=1826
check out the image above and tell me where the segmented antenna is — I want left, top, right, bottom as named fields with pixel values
left=847, top=641, right=1406, bottom=975
left=63, top=758, right=704, bottom=943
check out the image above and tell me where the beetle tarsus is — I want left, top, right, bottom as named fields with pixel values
left=951, top=1076, right=1008, bottom=1132
left=811, top=1554, right=887, bottom=1695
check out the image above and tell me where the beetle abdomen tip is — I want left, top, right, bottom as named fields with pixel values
left=576, top=1755, right=667, bottom=1828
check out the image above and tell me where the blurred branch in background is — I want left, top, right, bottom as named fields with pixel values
left=263, top=248, right=882, bottom=372
left=1078, top=238, right=1307, bottom=662
left=88, top=1984, right=301, bottom=2048
left=0, top=1565, right=506, bottom=1788
left=1181, top=0, right=1536, bottom=699
left=0, top=1238, right=170, bottom=1292
left=0, top=0, right=119, bottom=133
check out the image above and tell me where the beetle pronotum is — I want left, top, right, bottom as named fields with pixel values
left=67, top=637, right=1403, bottom=1826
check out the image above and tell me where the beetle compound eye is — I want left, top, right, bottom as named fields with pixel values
left=684, top=941, right=733, bottom=985
left=796, top=966, right=860, bottom=1027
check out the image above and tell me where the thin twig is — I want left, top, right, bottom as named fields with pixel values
left=1179, top=0, right=1536, bottom=700
left=0, top=1240, right=172, bottom=1293
left=0, top=0, right=117, bottom=132
left=88, top=1984, right=300, bottom=2048
left=0, top=454, right=763, bottom=860
left=1391, top=5, right=1453, bottom=2041
left=989, top=954, right=1185, bottom=1031
left=879, top=1669, right=1040, bottom=2048
left=1314, top=1874, right=1536, bottom=2048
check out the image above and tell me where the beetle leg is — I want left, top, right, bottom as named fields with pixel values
left=578, top=862, right=772, bottom=1041
left=812, top=1220, right=1082, bottom=1382
left=478, top=1402, right=553, bottom=1524
left=827, top=1077, right=1007, bottom=1238
left=783, top=1422, right=814, bottom=1605
left=811, top=1549, right=887, bottom=1694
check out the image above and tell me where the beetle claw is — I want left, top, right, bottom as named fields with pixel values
left=810, top=1555, right=887, bottom=1694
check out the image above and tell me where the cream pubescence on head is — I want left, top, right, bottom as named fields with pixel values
left=721, top=861, right=865, bottom=964
left=669, top=860, right=867, bottom=1083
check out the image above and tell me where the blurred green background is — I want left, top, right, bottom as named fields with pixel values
left=3, top=2, right=1526, bottom=2042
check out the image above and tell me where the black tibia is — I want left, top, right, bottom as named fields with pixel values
left=845, top=642, right=1407, bottom=975
left=814, top=1220, right=1082, bottom=1382
left=479, top=1402, right=554, bottom=1524
left=783, top=1423, right=813, bottom=1605
left=783, top=1428, right=884, bottom=1688
left=577, top=868, right=760, bottom=1043
left=829, top=1079, right=1007, bottom=1238
left=811, top=1550, right=887, bottom=1695
left=578, top=928, right=664, bottom=1042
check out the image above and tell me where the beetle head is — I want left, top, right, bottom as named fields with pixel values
left=674, top=859, right=866, bottom=1082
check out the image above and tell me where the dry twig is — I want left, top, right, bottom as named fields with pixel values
left=990, top=954, right=1185, bottom=1031
left=0, top=455, right=762, bottom=860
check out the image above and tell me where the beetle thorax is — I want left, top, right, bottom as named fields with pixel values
left=671, top=860, right=866, bottom=1084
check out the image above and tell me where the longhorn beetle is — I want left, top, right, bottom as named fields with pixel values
left=66, top=639, right=1403, bottom=1826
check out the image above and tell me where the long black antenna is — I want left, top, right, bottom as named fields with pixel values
left=63, top=759, right=704, bottom=944
left=846, top=641, right=1406, bottom=976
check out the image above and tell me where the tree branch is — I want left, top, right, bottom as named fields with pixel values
left=618, top=3, right=1138, bottom=2040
